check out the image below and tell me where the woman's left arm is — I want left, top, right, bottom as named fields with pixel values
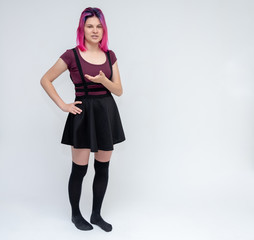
left=85, top=61, right=123, bottom=96
left=101, top=61, right=123, bottom=96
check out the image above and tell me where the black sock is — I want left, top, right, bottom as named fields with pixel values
left=90, top=159, right=112, bottom=232
left=68, top=161, right=93, bottom=230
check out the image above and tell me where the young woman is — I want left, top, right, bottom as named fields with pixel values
left=40, top=7, right=125, bottom=232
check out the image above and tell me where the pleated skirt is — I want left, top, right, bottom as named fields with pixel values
left=61, top=93, right=126, bottom=152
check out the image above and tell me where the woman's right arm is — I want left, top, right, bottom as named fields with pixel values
left=40, top=58, right=82, bottom=115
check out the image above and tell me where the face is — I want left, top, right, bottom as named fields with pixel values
left=84, top=16, right=103, bottom=44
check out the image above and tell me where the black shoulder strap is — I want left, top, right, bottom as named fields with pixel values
left=106, top=50, right=112, bottom=80
left=72, top=47, right=112, bottom=89
left=72, top=48, right=88, bottom=95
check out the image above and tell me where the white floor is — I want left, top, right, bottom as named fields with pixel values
left=1, top=170, right=254, bottom=240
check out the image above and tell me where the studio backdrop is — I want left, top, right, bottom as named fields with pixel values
left=1, top=0, right=254, bottom=239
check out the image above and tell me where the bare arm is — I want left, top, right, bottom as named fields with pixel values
left=101, top=61, right=123, bottom=96
left=40, top=58, right=82, bottom=115
left=85, top=60, right=123, bottom=96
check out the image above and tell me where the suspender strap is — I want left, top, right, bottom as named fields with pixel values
left=72, top=48, right=88, bottom=96
left=72, top=47, right=113, bottom=96
left=106, top=50, right=113, bottom=80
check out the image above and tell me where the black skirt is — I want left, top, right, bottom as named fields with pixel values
left=61, top=93, right=126, bottom=152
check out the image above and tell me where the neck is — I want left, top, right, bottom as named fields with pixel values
left=84, top=41, right=101, bottom=52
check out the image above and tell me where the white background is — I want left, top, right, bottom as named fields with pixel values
left=1, top=0, right=254, bottom=239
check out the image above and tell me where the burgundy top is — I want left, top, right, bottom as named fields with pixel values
left=60, top=46, right=117, bottom=96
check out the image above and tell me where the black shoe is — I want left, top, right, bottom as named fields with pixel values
left=72, top=215, right=93, bottom=231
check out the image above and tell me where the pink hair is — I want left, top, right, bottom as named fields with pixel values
left=76, top=7, right=109, bottom=52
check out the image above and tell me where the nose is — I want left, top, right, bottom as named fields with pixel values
left=93, top=27, right=98, bottom=33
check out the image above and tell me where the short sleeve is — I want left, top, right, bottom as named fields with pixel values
left=60, top=49, right=73, bottom=69
left=109, top=50, right=117, bottom=65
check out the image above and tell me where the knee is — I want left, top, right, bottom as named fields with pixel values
left=94, top=159, right=110, bottom=175
left=70, top=161, right=88, bottom=179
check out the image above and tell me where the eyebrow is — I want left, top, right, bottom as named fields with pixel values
left=86, top=24, right=102, bottom=26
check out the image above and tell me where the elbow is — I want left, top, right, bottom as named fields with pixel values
left=40, top=78, right=45, bottom=88
left=116, top=88, right=123, bottom=97
left=40, top=77, right=49, bottom=88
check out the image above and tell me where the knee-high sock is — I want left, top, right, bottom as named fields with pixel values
left=91, top=159, right=109, bottom=215
left=90, top=159, right=112, bottom=232
left=68, top=161, right=88, bottom=217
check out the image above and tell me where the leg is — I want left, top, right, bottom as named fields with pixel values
left=71, top=146, right=90, bottom=165
left=90, top=150, right=113, bottom=232
left=68, top=147, right=93, bottom=230
left=94, top=150, right=113, bottom=163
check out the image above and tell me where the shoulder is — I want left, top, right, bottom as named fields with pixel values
left=59, top=47, right=76, bottom=68
left=60, top=48, right=75, bottom=57
left=107, top=49, right=116, bottom=57
left=107, top=49, right=117, bottom=65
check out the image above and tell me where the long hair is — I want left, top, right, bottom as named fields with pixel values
left=76, top=7, right=109, bottom=52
